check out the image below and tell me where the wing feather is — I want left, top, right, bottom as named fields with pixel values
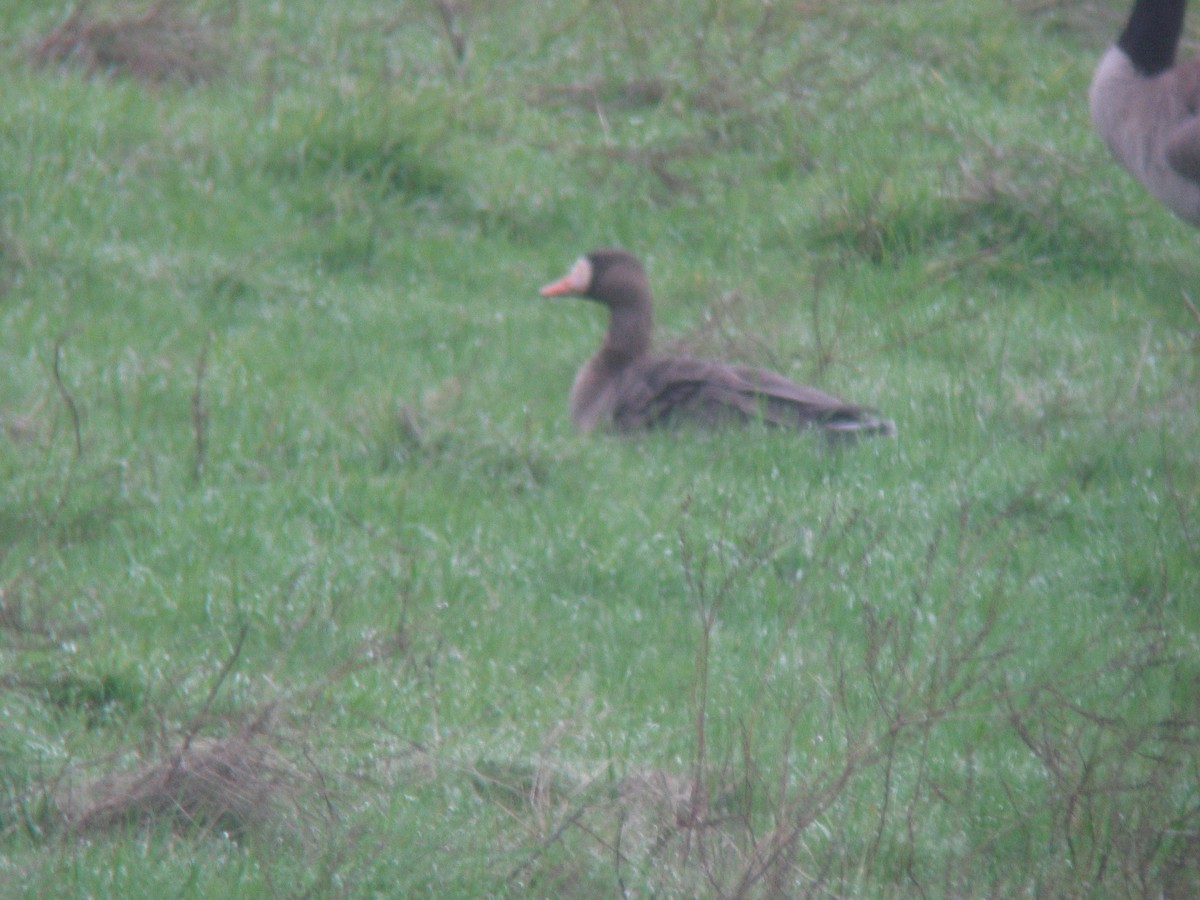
left=612, top=356, right=895, bottom=436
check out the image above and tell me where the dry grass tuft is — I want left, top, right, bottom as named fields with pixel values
left=530, top=76, right=669, bottom=111
left=9, top=625, right=363, bottom=846
left=31, top=1, right=226, bottom=85
left=1015, top=0, right=1125, bottom=45
left=58, top=728, right=304, bottom=840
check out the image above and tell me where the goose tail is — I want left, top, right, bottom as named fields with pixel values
left=819, top=409, right=897, bottom=440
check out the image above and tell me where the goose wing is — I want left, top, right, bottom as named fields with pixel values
left=614, top=356, right=894, bottom=436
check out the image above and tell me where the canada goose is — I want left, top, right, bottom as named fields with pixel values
left=1090, top=0, right=1200, bottom=225
left=539, top=249, right=896, bottom=438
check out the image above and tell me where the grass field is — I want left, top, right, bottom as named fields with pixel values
left=1, top=0, right=1198, bottom=895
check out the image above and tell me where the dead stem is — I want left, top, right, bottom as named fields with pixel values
left=191, top=332, right=212, bottom=483
left=52, top=335, right=82, bottom=460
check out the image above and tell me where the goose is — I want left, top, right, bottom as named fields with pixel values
left=1090, top=0, right=1200, bottom=225
left=539, top=249, right=896, bottom=438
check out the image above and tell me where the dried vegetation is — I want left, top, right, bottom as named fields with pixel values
left=31, top=1, right=227, bottom=85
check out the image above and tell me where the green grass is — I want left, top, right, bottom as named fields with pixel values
left=2, top=0, right=1198, bottom=895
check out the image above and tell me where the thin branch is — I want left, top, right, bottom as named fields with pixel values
left=433, top=0, right=468, bottom=75
left=1161, top=430, right=1197, bottom=555
left=191, top=332, right=212, bottom=483
left=52, top=335, right=83, bottom=459
left=808, top=262, right=835, bottom=376
left=1181, top=290, right=1200, bottom=329
left=504, top=799, right=595, bottom=889
left=178, top=623, right=251, bottom=757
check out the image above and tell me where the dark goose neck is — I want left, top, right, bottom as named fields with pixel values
left=601, top=301, right=653, bottom=364
left=1118, top=0, right=1187, bottom=76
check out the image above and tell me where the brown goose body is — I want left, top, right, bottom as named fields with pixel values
left=1090, top=0, right=1200, bottom=225
left=540, top=249, right=896, bottom=438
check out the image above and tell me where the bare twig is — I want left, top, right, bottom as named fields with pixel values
left=1181, top=290, right=1200, bottom=329
left=596, top=143, right=701, bottom=197
left=178, top=623, right=251, bottom=757
left=1129, top=324, right=1152, bottom=403
left=433, top=1, right=468, bottom=75
left=52, top=335, right=83, bottom=460
left=1161, top=428, right=1197, bottom=555
left=191, top=332, right=212, bottom=483
left=504, top=799, right=595, bottom=889
left=875, top=298, right=989, bottom=354
left=808, top=262, right=837, bottom=376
